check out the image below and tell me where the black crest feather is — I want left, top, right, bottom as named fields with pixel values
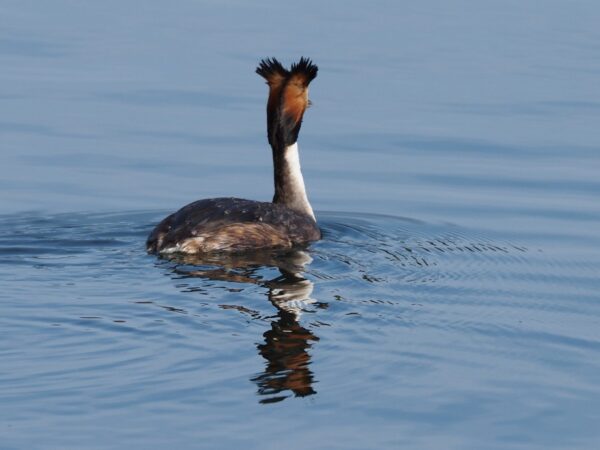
left=256, top=58, right=289, bottom=81
left=289, top=57, right=318, bottom=85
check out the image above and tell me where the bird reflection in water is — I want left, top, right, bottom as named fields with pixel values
left=168, top=250, right=323, bottom=404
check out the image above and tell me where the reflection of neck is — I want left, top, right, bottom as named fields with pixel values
left=269, top=276, right=315, bottom=318
left=272, top=143, right=315, bottom=221
left=255, top=310, right=318, bottom=400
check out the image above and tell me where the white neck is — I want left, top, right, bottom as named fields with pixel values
left=273, top=142, right=316, bottom=221
left=285, top=143, right=315, bottom=220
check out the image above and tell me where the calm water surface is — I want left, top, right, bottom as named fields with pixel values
left=2, top=1, right=600, bottom=449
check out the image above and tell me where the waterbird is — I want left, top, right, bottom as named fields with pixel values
left=147, top=57, right=321, bottom=254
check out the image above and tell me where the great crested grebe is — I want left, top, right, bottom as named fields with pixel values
left=147, top=57, right=321, bottom=254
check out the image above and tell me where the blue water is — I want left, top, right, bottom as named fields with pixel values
left=2, top=1, right=600, bottom=449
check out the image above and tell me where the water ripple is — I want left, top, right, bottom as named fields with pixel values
left=1, top=210, right=599, bottom=447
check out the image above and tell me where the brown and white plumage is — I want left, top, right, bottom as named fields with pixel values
left=147, top=58, right=320, bottom=255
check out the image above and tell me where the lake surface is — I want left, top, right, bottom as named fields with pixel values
left=2, top=1, right=600, bottom=449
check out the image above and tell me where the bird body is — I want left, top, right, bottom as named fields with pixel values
left=147, top=58, right=320, bottom=255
